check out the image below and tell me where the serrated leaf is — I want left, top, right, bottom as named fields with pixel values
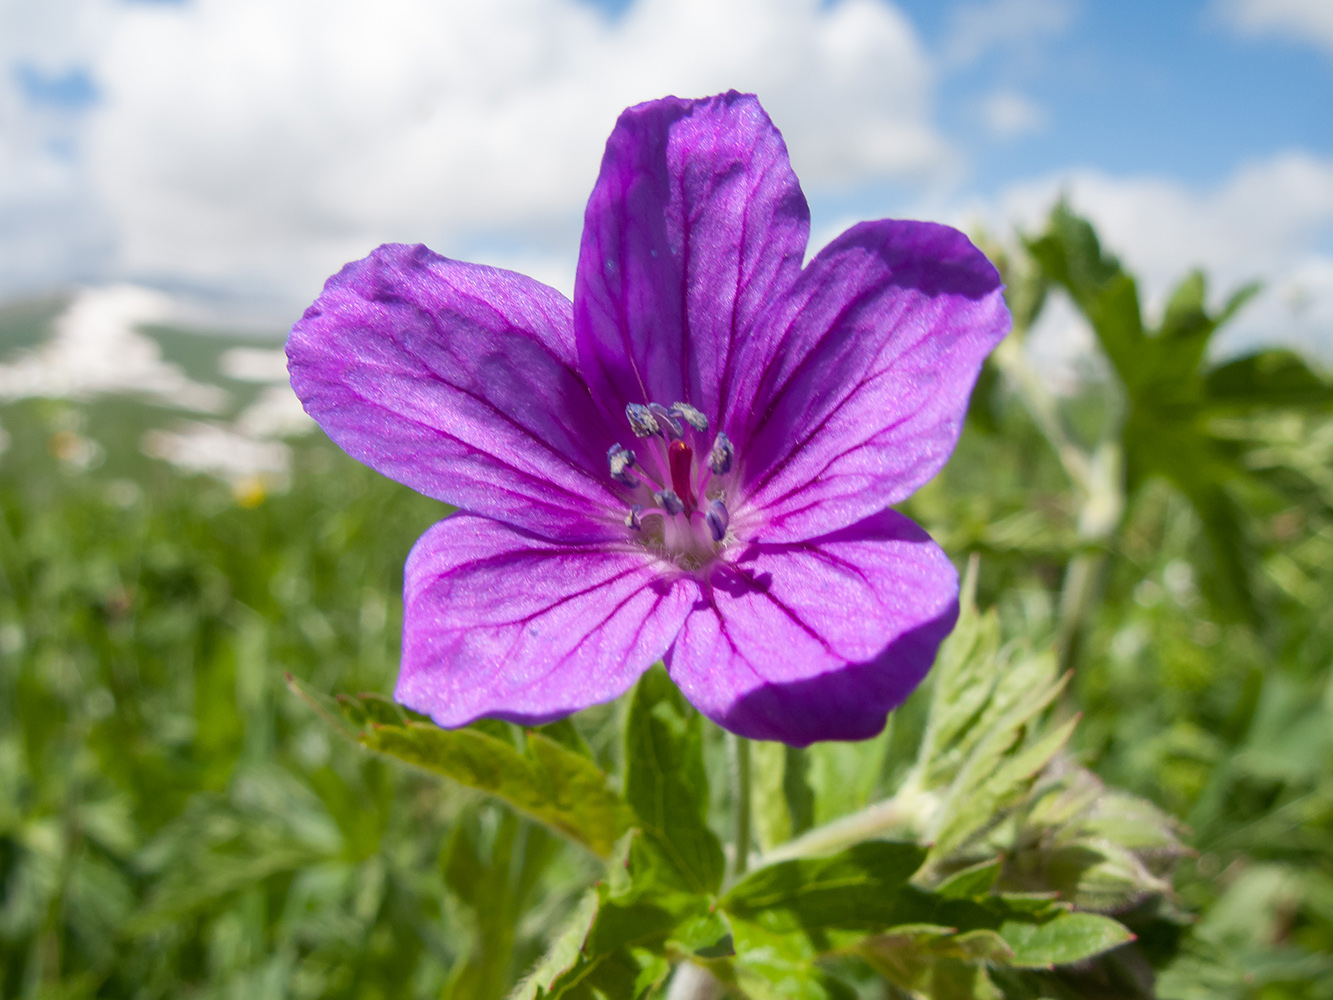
left=624, top=668, right=724, bottom=894
left=917, top=603, right=1003, bottom=785
left=999, top=912, right=1134, bottom=968
left=346, top=705, right=630, bottom=857
left=928, top=682, right=1074, bottom=861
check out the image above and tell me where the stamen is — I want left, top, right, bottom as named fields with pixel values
left=669, top=402, right=709, bottom=432
left=625, top=504, right=645, bottom=530
left=655, top=489, right=685, bottom=516
left=647, top=402, right=682, bottom=440
left=668, top=440, right=695, bottom=508
left=626, top=464, right=662, bottom=492
left=708, top=432, right=734, bottom=475
left=606, top=443, right=637, bottom=485
left=625, top=403, right=659, bottom=438
left=705, top=498, right=730, bottom=542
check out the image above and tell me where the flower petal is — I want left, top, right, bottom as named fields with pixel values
left=575, top=91, right=810, bottom=427
left=288, top=243, right=625, bottom=542
left=665, top=510, right=957, bottom=746
left=396, top=514, right=694, bottom=727
left=734, top=221, right=1009, bottom=543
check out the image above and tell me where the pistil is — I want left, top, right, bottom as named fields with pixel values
left=668, top=440, right=696, bottom=509
left=612, top=400, right=737, bottom=562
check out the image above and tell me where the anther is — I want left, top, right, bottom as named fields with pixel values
left=705, top=498, right=730, bottom=542
left=625, top=403, right=659, bottom=438
left=655, top=490, right=685, bottom=516
left=607, top=443, right=637, bottom=485
left=625, top=504, right=645, bottom=530
left=647, top=402, right=682, bottom=440
left=707, top=432, right=734, bottom=475
left=669, top=402, right=709, bottom=433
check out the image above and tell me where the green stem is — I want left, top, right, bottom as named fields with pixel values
left=730, top=734, right=752, bottom=878
left=758, top=787, right=936, bottom=867
left=1055, top=550, right=1105, bottom=675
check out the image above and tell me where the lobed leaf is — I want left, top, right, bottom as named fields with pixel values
left=999, top=911, right=1135, bottom=968
left=289, top=679, right=632, bottom=857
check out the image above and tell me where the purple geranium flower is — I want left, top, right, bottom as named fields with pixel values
left=287, top=92, right=1009, bottom=746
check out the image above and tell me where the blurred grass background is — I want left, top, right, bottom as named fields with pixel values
left=1, top=213, right=1331, bottom=997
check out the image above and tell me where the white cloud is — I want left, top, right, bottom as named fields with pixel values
left=0, top=284, right=229, bottom=410
left=943, top=0, right=1074, bottom=66
left=0, top=0, right=119, bottom=296
left=219, top=347, right=290, bottom=383
left=960, top=151, right=1333, bottom=365
left=80, top=0, right=947, bottom=305
left=142, top=420, right=292, bottom=491
left=979, top=90, right=1047, bottom=138
left=1216, top=0, right=1333, bottom=55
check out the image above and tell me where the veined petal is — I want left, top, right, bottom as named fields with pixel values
left=396, top=514, right=694, bottom=727
left=734, top=221, right=1009, bottom=543
left=575, top=91, right=810, bottom=426
left=288, top=244, right=625, bottom=542
left=665, top=510, right=957, bottom=746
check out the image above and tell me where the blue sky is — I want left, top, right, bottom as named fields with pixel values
left=0, top=0, right=1330, bottom=355
left=903, top=0, right=1332, bottom=189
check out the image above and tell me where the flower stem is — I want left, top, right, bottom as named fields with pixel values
left=730, top=733, right=752, bottom=878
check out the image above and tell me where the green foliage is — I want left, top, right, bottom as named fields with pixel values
left=1026, top=202, right=1333, bottom=619
left=4, top=200, right=1333, bottom=998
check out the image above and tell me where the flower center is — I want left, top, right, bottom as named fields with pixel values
left=606, top=401, right=735, bottom=568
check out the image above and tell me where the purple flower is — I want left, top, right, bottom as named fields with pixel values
left=287, top=92, right=1009, bottom=746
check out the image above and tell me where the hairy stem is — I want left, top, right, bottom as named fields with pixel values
left=758, top=787, right=937, bottom=867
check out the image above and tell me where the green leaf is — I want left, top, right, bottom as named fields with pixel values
left=860, top=927, right=1010, bottom=999
left=508, top=892, right=599, bottom=1000
left=784, top=745, right=817, bottom=835
left=325, top=693, right=631, bottom=856
left=936, top=858, right=1003, bottom=899
left=667, top=910, right=735, bottom=958
left=751, top=740, right=792, bottom=852
left=624, top=667, right=725, bottom=894
left=352, top=690, right=410, bottom=726
left=542, top=902, right=680, bottom=999
left=915, top=600, right=1005, bottom=787
left=999, top=912, right=1135, bottom=968
left=730, top=918, right=859, bottom=1000
left=722, top=841, right=927, bottom=934
left=509, top=891, right=676, bottom=1000
left=1204, top=349, right=1333, bottom=412
left=532, top=718, right=592, bottom=758
left=927, top=663, right=1073, bottom=861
